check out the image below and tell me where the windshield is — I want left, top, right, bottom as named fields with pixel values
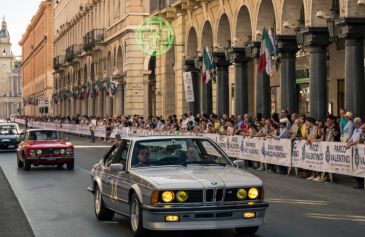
left=28, top=130, right=61, bottom=141
left=0, top=125, right=18, bottom=135
left=131, top=138, right=232, bottom=168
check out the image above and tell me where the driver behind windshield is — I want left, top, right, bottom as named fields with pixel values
left=180, top=141, right=200, bottom=163
left=134, top=146, right=150, bottom=167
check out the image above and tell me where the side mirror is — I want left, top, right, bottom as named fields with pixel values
left=65, top=137, right=70, bottom=142
left=233, top=159, right=245, bottom=168
left=110, top=163, right=125, bottom=172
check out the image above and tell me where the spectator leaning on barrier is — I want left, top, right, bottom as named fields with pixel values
left=89, top=117, right=97, bottom=143
left=339, top=108, right=347, bottom=135
left=346, top=118, right=365, bottom=189
left=342, top=112, right=354, bottom=142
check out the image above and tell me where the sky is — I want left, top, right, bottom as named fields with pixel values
left=2, top=0, right=43, bottom=56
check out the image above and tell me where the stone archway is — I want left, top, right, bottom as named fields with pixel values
left=216, top=13, right=231, bottom=116
left=255, top=0, right=276, bottom=117
left=82, top=64, right=89, bottom=116
left=233, top=5, right=254, bottom=115
left=163, top=46, right=176, bottom=117
left=186, top=27, right=200, bottom=115
left=280, top=0, right=304, bottom=35
left=147, top=55, right=157, bottom=117
left=200, top=21, right=214, bottom=115
left=217, top=14, right=231, bottom=49
left=114, top=45, right=124, bottom=116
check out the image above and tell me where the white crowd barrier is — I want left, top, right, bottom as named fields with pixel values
left=15, top=119, right=365, bottom=178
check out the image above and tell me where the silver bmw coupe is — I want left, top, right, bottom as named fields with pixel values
left=88, top=136, right=268, bottom=236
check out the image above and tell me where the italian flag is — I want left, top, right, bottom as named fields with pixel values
left=106, top=77, right=115, bottom=97
left=95, top=80, right=103, bottom=96
left=258, top=28, right=275, bottom=75
left=201, top=47, right=213, bottom=85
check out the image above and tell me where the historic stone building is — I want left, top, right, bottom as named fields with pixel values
left=53, top=0, right=150, bottom=117
left=20, top=0, right=54, bottom=116
left=52, top=0, right=365, bottom=120
left=0, top=18, right=22, bottom=119
left=151, top=0, right=365, bottom=120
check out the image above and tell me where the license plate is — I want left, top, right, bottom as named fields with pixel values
left=8, top=145, right=15, bottom=148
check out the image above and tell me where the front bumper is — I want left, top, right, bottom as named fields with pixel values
left=0, top=141, right=19, bottom=150
left=26, top=157, right=74, bottom=165
left=142, top=202, right=268, bottom=231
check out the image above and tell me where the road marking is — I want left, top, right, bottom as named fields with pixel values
left=74, top=145, right=110, bottom=148
left=306, top=213, right=365, bottom=222
left=267, top=198, right=328, bottom=206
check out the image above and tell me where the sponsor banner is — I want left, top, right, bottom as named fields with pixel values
left=291, top=140, right=306, bottom=168
left=183, top=72, right=195, bottom=102
left=352, top=144, right=365, bottom=178
left=322, top=142, right=352, bottom=176
left=240, top=137, right=264, bottom=162
left=215, top=135, right=229, bottom=153
left=263, top=138, right=292, bottom=167
left=225, top=136, right=242, bottom=158
left=302, top=142, right=324, bottom=172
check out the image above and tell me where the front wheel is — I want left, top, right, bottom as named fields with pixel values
left=23, top=160, right=31, bottom=171
left=130, top=193, right=147, bottom=237
left=17, top=158, right=24, bottom=168
left=66, top=160, right=74, bottom=170
left=94, top=185, right=114, bottom=220
left=236, top=226, right=259, bottom=236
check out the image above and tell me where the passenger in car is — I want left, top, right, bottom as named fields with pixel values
left=134, top=146, right=150, bottom=167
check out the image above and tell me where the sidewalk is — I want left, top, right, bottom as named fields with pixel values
left=0, top=166, right=34, bottom=237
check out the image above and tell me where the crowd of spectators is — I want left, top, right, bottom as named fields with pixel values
left=16, top=108, right=365, bottom=188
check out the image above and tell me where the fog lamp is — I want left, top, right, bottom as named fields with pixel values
left=36, top=149, right=42, bottom=155
left=165, top=215, right=180, bottom=222
left=243, top=212, right=256, bottom=219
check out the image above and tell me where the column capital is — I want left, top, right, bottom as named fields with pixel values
left=228, top=47, right=251, bottom=64
left=336, top=17, right=365, bottom=39
left=212, top=51, right=230, bottom=67
left=277, top=35, right=298, bottom=54
left=245, top=41, right=261, bottom=59
left=302, top=27, right=330, bottom=48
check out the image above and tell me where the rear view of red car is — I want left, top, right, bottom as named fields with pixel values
left=16, top=129, right=74, bottom=171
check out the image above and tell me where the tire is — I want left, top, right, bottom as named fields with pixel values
left=94, top=185, right=114, bottom=220
left=235, top=226, right=259, bottom=236
left=66, top=161, right=74, bottom=170
left=23, top=160, right=31, bottom=171
left=17, top=158, right=24, bottom=168
left=130, top=193, right=147, bottom=237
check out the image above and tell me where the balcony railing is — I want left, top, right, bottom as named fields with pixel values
left=65, top=44, right=83, bottom=62
left=53, top=56, right=65, bottom=70
left=83, top=29, right=104, bottom=51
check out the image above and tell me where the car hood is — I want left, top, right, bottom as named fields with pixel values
left=132, top=166, right=263, bottom=189
left=25, top=141, right=72, bottom=149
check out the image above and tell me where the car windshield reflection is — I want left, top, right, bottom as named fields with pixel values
left=28, top=130, right=61, bottom=141
left=131, top=138, right=232, bottom=168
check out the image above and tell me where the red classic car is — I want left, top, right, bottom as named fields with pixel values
left=16, top=129, right=75, bottom=171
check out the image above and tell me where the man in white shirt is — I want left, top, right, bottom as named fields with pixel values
left=89, top=117, right=97, bottom=143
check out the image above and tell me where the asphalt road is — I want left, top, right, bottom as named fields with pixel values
left=0, top=134, right=365, bottom=237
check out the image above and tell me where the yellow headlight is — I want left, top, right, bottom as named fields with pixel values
left=248, top=188, right=259, bottom=199
left=176, top=191, right=188, bottom=202
left=162, top=191, right=175, bottom=203
left=236, top=188, right=247, bottom=200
